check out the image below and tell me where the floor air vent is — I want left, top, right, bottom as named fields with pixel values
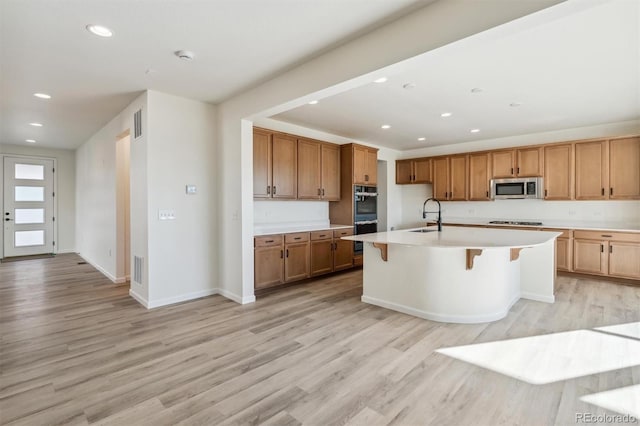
left=133, top=256, right=144, bottom=284
left=133, top=109, right=142, bottom=139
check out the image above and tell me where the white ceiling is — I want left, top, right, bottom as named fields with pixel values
left=0, top=0, right=433, bottom=149
left=273, top=0, right=640, bottom=151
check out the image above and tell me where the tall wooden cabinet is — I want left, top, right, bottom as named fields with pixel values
left=432, top=155, right=468, bottom=201
left=297, top=138, right=340, bottom=200
left=253, top=128, right=297, bottom=199
left=575, top=140, right=608, bottom=200
left=468, top=153, right=491, bottom=200
left=353, top=144, right=378, bottom=185
left=609, top=137, right=640, bottom=199
left=543, top=144, right=573, bottom=200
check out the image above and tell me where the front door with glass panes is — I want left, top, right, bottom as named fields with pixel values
left=3, top=156, right=55, bottom=257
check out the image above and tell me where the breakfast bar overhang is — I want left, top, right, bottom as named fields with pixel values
left=343, top=227, right=561, bottom=323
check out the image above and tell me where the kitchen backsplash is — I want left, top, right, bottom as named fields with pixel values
left=254, top=200, right=329, bottom=226
left=400, top=184, right=640, bottom=228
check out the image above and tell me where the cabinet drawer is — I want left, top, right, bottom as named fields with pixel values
left=285, top=232, right=309, bottom=243
left=543, top=228, right=572, bottom=239
left=573, top=230, right=640, bottom=243
left=333, top=228, right=354, bottom=238
left=255, top=235, right=283, bottom=247
left=310, top=231, right=332, bottom=241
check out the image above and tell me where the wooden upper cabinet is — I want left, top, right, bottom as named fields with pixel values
left=575, top=140, right=608, bottom=200
left=253, top=129, right=272, bottom=199
left=271, top=133, right=297, bottom=199
left=544, top=144, right=573, bottom=200
left=491, top=147, right=542, bottom=178
left=468, top=153, right=491, bottom=200
left=609, top=137, right=640, bottom=200
left=449, top=155, right=468, bottom=201
left=432, top=157, right=449, bottom=200
left=321, top=143, right=341, bottom=200
left=353, top=144, right=378, bottom=185
left=516, top=147, right=543, bottom=177
left=297, top=138, right=322, bottom=199
left=491, top=150, right=516, bottom=178
left=396, top=158, right=432, bottom=184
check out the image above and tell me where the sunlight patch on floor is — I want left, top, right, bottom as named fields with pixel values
left=595, top=322, right=640, bottom=340
left=581, top=384, right=640, bottom=418
left=436, top=329, right=640, bottom=384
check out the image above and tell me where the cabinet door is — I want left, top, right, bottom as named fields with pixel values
left=609, top=137, right=640, bottom=199
left=253, top=129, right=272, bottom=198
left=608, top=242, right=640, bottom=279
left=573, top=239, right=607, bottom=275
left=310, top=240, right=333, bottom=276
left=516, top=147, right=543, bottom=177
left=575, top=140, right=608, bottom=200
left=432, top=157, right=449, bottom=200
left=413, top=158, right=432, bottom=183
left=365, top=149, right=378, bottom=185
left=544, top=144, right=573, bottom=200
left=254, top=246, right=283, bottom=289
left=321, top=143, right=341, bottom=200
left=449, top=155, right=468, bottom=201
left=468, top=153, right=491, bottom=200
left=556, top=237, right=572, bottom=272
left=396, top=160, right=413, bottom=184
left=272, top=134, right=298, bottom=199
left=297, top=139, right=321, bottom=199
left=284, top=242, right=310, bottom=282
left=333, top=239, right=354, bottom=271
left=353, top=145, right=367, bottom=184
left=491, top=150, right=515, bottom=178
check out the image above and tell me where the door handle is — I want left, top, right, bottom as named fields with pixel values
left=5, top=218, right=13, bottom=221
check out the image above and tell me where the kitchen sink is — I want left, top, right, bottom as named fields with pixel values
left=409, top=229, right=438, bottom=233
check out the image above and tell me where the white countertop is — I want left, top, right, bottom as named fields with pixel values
left=254, top=223, right=352, bottom=236
left=435, top=217, right=640, bottom=233
left=342, top=226, right=561, bottom=250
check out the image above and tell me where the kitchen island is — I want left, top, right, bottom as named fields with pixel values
left=342, top=226, right=561, bottom=323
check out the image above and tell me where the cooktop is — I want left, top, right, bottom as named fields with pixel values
left=489, top=220, right=543, bottom=226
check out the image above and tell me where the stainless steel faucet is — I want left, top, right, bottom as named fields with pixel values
left=422, top=198, right=442, bottom=231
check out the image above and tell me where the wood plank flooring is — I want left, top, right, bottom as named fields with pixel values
left=1, top=254, right=639, bottom=425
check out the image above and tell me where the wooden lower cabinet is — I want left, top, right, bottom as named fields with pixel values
left=608, top=242, right=640, bottom=279
left=334, top=239, right=354, bottom=271
left=310, top=239, right=333, bottom=276
left=285, top=242, right=310, bottom=282
left=573, top=230, right=640, bottom=279
left=573, top=239, right=607, bottom=275
left=254, top=235, right=285, bottom=289
left=556, top=237, right=572, bottom=272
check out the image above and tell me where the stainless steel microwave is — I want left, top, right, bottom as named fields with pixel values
left=491, top=177, right=543, bottom=199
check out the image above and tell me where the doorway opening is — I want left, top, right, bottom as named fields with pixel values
left=116, top=132, right=131, bottom=284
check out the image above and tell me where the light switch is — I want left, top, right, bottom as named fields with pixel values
left=186, top=185, right=197, bottom=195
left=159, top=209, right=176, bottom=220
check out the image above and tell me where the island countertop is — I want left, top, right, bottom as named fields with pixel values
left=342, top=226, right=561, bottom=249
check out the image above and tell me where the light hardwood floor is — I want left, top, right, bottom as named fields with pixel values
left=1, top=254, right=638, bottom=425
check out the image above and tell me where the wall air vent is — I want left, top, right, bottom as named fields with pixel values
left=134, top=109, right=142, bottom=139
left=133, top=256, right=144, bottom=284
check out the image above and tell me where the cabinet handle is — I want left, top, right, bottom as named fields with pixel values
left=365, top=174, right=369, bottom=182
left=267, top=186, right=271, bottom=194
left=610, top=188, right=613, bottom=196
left=486, top=191, right=489, bottom=198
left=286, top=249, right=289, bottom=258
left=609, top=245, right=612, bottom=254
left=544, top=189, right=548, bottom=197
left=294, top=237, right=301, bottom=240
left=511, top=167, right=514, bottom=175
left=334, top=243, right=337, bottom=250
left=601, top=188, right=604, bottom=196
left=318, top=188, right=321, bottom=196
left=600, top=244, right=603, bottom=253
left=601, top=235, right=612, bottom=238
left=517, top=167, right=520, bottom=174
left=319, top=234, right=326, bottom=238
left=322, top=188, right=325, bottom=196
left=265, top=240, right=274, bottom=243
left=280, top=250, right=283, bottom=258
left=273, top=186, right=276, bottom=195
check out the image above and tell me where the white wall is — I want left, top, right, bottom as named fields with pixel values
left=145, top=91, right=217, bottom=306
left=0, top=144, right=76, bottom=256
left=76, top=92, right=149, bottom=298
left=254, top=201, right=329, bottom=227
left=218, top=0, right=561, bottom=303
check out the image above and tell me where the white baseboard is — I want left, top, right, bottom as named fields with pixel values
left=57, top=249, right=76, bottom=254
left=129, top=288, right=149, bottom=308
left=521, top=291, right=555, bottom=303
left=361, top=294, right=519, bottom=324
left=77, top=253, right=119, bottom=283
left=146, top=288, right=218, bottom=309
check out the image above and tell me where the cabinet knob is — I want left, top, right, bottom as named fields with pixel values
left=511, top=167, right=514, bottom=175
left=322, top=188, right=325, bottom=196
left=273, top=186, right=276, bottom=195
left=318, top=188, right=321, bottom=196
left=286, top=249, right=289, bottom=257
left=267, top=186, right=271, bottom=194
left=610, top=187, right=613, bottom=196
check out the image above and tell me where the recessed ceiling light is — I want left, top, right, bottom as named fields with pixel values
left=471, top=88, right=484, bottom=93
left=403, top=82, right=416, bottom=90
left=86, top=24, right=113, bottom=37
left=308, top=100, right=319, bottom=105
left=175, top=50, right=195, bottom=61
left=374, top=77, right=388, bottom=83
left=25, top=139, right=36, bottom=143
left=418, top=137, right=426, bottom=141
left=441, top=112, right=452, bottom=118
left=510, top=102, right=523, bottom=107
left=470, top=129, right=480, bottom=133
left=33, top=93, right=51, bottom=99
left=381, top=124, right=391, bottom=129
left=29, top=122, right=43, bottom=127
